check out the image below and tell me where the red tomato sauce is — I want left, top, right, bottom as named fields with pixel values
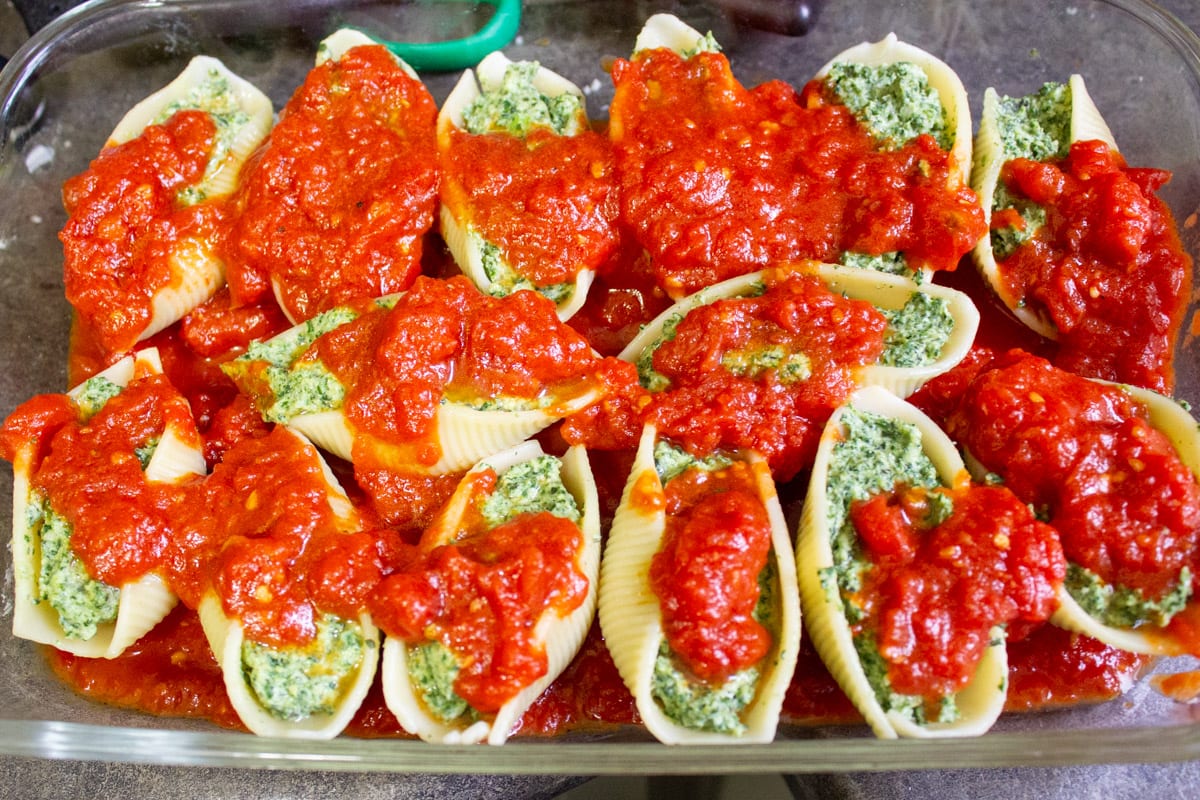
left=641, top=266, right=887, bottom=480
left=227, top=45, right=439, bottom=322
left=367, top=468, right=589, bottom=714
left=608, top=49, right=984, bottom=296
left=4, top=373, right=199, bottom=586
left=997, top=140, right=1192, bottom=393
left=442, top=127, right=621, bottom=286
left=307, top=276, right=606, bottom=466
left=948, top=350, right=1200, bottom=604
left=167, top=426, right=360, bottom=647
left=650, top=461, right=773, bottom=682
left=61, top=110, right=224, bottom=354
left=848, top=482, right=1065, bottom=700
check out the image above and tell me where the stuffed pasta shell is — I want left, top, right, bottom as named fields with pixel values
left=608, top=16, right=985, bottom=299
left=796, top=385, right=1065, bottom=738
left=970, top=75, right=1116, bottom=340
left=3, top=349, right=205, bottom=658
left=378, top=442, right=600, bottom=744
left=226, top=28, right=438, bottom=324
left=222, top=276, right=608, bottom=474
left=617, top=261, right=977, bottom=480
left=438, top=51, right=616, bottom=321
left=598, top=424, right=800, bottom=744
left=61, top=58, right=273, bottom=354
left=192, top=426, right=380, bottom=739
left=948, top=350, right=1200, bottom=657
left=969, top=78, right=1188, bottom=393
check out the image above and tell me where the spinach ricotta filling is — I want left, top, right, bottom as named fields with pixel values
left=241, top=613, right=368, bottom=721
left=29, top=496, right=120, bottom=640
left=878, top=291, right=954, bottom=368
left=990, top=82, right=1071, bottom=260
left=479, top=454, right=581, bottom=528
left=839, top=250, right=920, bottom=282
left=819, top=407, right=959, bottom=724
left=230, top=305, right=358, bottom=422
left=462, top=61, right=584, bottom=137
left=653, top=438, right=733, bottom=484
left=475, top=234, right=573, bottom=303
left=408, top=640, right=473, bottom=723
left=154, top=70, right=254, bottom=205
left=73, top=375, right=123, bottom=420
left=825, top=61, right=950, bottom=150
left=1066, top=563, right=1193, bottom=629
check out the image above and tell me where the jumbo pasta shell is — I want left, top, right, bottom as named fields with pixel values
left=108, top=55, right=273, bottom=202
left=199, top=596, right=380, bottom=739
left=631, top=13, right=711, bottom=56
left=316, top=28, right=419, bottom=78
left=381, top=442, right=601, bottom=744
left=1046, top=382, right=1200, bottom=655
left=815, top=33, right=973, bottom=183
left=618, top=262, right=978, bottom=399
left=795, top=385, right=1007, bottom=738
left=971, top=75, right=1117, bottom=339
left=10, top=349, right=202, bottom=658
left=438, top=52, right=594, bottom=321
left=598, top=424, right=801, bottom=744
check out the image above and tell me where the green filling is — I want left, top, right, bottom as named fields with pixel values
left=407, top=640, right=473, bottom=723
left=476, top=233, right=573, bottom=304
left=826, top=61, right=950, bottom=150
left=721, top=345, right=812, bottom=385
left=1066, top=563, right=1193, bottom=629
left=636, top=313, right=683, bottom=392
left=879, top=292, right=954, bottom=368
left=651, top=641, right=760, bottom=735
left=990, top=82, right=1071, bottom=260
left=653, top=439, right=733, bottom=484
left=31, top=497, right=120, bottom=640
left=73, top=375, right=122, bottom=420
left=241, top=614, right=368, bottom=721
left=462, top=61, right=584, bottom=137
left=229, top=305, right=358, bottom=423
left=839, top=250, right=920, bottom=282
left=679, top=31, right=722, bottom=59
left=824, top=408, right=957, bottom=724
left=480, top=454, right=581, bottom=528
left=156, top=69, right=254, bottom=205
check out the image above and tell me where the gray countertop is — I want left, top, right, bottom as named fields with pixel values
left=2, top=1, right=1199, bottom=797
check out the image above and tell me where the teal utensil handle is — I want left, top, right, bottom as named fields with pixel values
left=384, top=0, right=521, bottom=72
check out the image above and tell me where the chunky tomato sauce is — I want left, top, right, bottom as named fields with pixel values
left=642, top=266, right=886, bottom=480
left=61, top=111, right=224, bottom=354
left=609, top=48, right=984, bottom=296
left=303, top=275, right=609, bottom=468
left=650, top=461, right=773, bottom=682
left=227, top=45, right=439, bottom=322
left=3, top=373, right=199, bottom=586
left=368, top=468, right=589, bottom=713
left=997, top=140, right=1192, bottom=393
left=948, top=350, right=1200, bottom=604
left=849, top=482, right=1064, bottom=700
left=443, top=127, right=621, bottom=285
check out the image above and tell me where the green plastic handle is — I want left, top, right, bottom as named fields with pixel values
left=383, top=0, right=522, bottom=72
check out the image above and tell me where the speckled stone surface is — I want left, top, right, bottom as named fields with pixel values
left=1, top=1, right=1199, bottom=798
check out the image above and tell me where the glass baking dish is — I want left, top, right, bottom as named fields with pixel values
left=1, top=0, right=1199, bottom=774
